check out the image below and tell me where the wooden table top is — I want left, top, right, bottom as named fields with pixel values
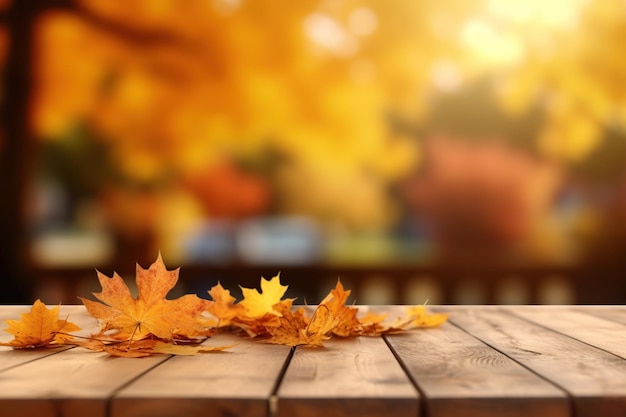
left=1, top=305, right=626, bottom=417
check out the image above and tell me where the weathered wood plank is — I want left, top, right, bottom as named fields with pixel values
left=0, top=304, right=166, bottom=417
left=0, top=347, right=167, bottom=417
left=276, top=336, right=419, bottom=417
left=510, top=307, right=626, bottom=359
left=447, top=307, right=626, bottom=417
left=112, top=334, right=291, bottom=417
left=0, top=305, right=99, bottom=371
left=578, top=306, right=626, bottom=326
left=4, top=305, right=626, bottom=417
left=0, top=345, right=71, bottom=372
left=385, top=321, right=569, bottom=417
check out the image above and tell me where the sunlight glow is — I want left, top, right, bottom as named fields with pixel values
left=304, top=12, right=359, bottom=58
left=348, top=7, right=378, bottom=37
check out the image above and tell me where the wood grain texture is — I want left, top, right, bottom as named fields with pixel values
left=447, top=307, right=626, bottom=417
left=509, top=307, right=626, bottom=358
left=579, top=306, right=626, bottom=326
left=0, top=344, right=72, bottom=372
left=0, top=304, right=164, bottom=417
left=276, top=336, right=418, bottom=417
left=112, top=334, right=291, bottom=417
left=0, top=347, right=167, bottom=417
left=385, top=321, right=569, bottom=417
left=5, top=305, right=626, bottom=417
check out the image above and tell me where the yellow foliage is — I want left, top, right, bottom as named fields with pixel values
left=28, top=0, right=626, bottom=233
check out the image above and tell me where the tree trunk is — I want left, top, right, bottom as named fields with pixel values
left=0, top=0, right=40, bottom=303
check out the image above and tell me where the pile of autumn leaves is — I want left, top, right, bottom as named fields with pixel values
left=1, top=255, right=447, bottom=357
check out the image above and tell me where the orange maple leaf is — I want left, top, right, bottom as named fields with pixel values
left=77, top=338, right=234, bottom=357
left=265, top=302, right=338, bottom=347
left=263, top=280, right=361, bottom=347
left=319, top=279, right=361, bottom=337
left=303, top=304, right=340, bottom=345
left=265, top=280, right=372, bottom=345
left=80, top=254, right=210, bottom=341
left=358, top=311, right=390, bottom=334
left=263, top=300, right=308, bottom=346
left=205, top=282, right=244, bottom=328
left=1, top=300, right=80, bottom=348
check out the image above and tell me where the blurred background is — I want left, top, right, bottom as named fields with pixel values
left=2, top=0, right=626, bottom=305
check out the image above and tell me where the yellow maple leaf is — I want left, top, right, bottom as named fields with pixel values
left=403, top=305, right=449, bottom=329
left=1, top=300, right=80, bottom=348
left=80, top=254, right=210, bottom=341
left=380, top=305, right=448, bottom=334
left=239, top=274, right=291, bottom=318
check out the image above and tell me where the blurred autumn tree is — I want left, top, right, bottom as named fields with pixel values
left=1, top=0, right=626, bottom=290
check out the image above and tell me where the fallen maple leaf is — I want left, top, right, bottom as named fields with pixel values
left=1, top=300, right=80, bottom=348
left=319, top=280, right=361, bottom=337
left=151, top=341, right=235, bottom=355
left=358, top=311, right=389, bottom=335
left=263, top=287, right=354, bottom=347
left=259, top=279, right=448, bottom=346
left=77, top=338, right=234, bottom=357
left=299, top=304, right=339, bottom=346
left=364, top=305, right=449, bottom=334
left=402, top=305, right=449, bottom=329
left=102, top=339, right=159, bottom=358
left=239, top=274, right=292, bottom=318
left=1, top=257, right=450, bottom=358
left=205, top=282, right=244, bottom=328
left=80, top=254, right=211, bottom=341
left=263, top=301, right=310, bottom=346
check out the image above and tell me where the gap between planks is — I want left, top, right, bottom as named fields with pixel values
left=444, top=306, right=626, bottom=417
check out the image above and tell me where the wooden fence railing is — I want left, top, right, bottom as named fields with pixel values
left=29, top=264, right=626, bottom=305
